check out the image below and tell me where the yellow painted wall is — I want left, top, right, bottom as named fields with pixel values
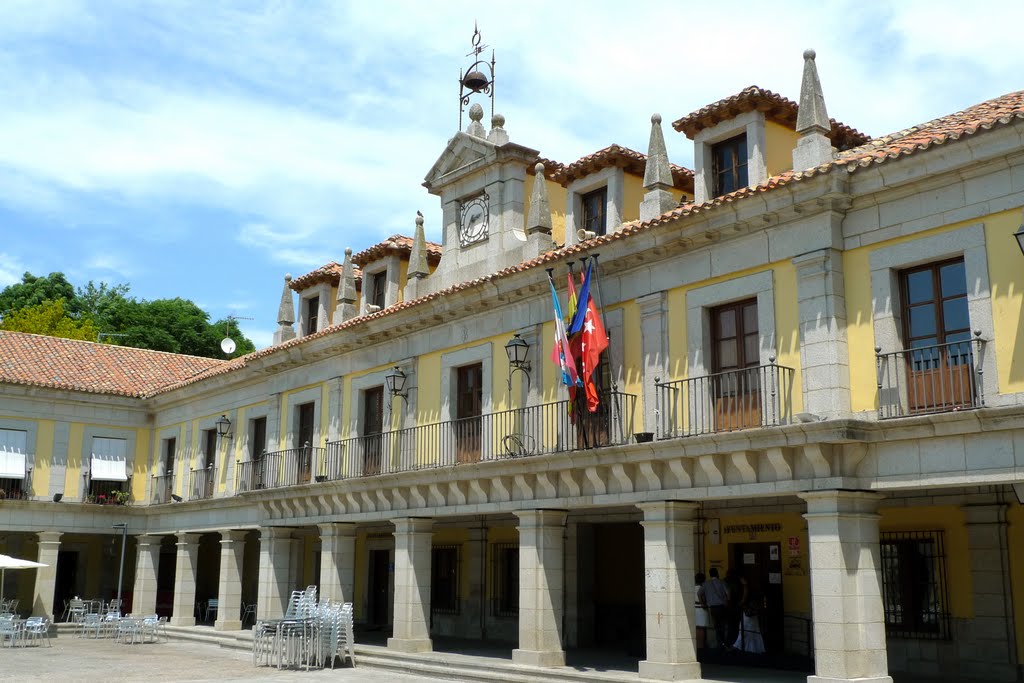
left=765, top=121, right=800, bottom=177
left=131, top=427, right=149, bottom=502
left=704, top=512, right=811, bottom=615
left=1008, top=500, right=1024, bottom=663
left=30, top=420, right=54, bottom=498
left=879, top=505, right=972, bottom=618
left=621, top=302, right=644, bottom=414
left=64, top=424, right=84, bottom=500
left=623, top=174, right=645, bottom=224
left=845, top=208, right=1024, bottom=411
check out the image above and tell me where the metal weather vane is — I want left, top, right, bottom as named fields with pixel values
left=458, top=22, right=496, bottom=129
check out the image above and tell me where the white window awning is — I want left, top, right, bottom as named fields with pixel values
left=90, top=437, right=129, bottom=481
left=0, top=449, right=26, bottom=479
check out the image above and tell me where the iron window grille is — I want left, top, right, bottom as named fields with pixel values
left=431, top=545, right=460, bottom=616
left=879, top=530, right=951, bottom=640
left=489, top=543, right=518, bottom=617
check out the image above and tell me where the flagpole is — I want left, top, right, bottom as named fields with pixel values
left=590, top=253, right=614, bottom=390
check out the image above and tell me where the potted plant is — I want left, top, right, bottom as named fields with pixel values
left=113, top=490, right=130, bottom=505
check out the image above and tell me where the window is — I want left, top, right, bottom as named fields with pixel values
left=0, top=428, right=28, bottom=499
left=161, top=437, right=176, bottom=473
left=370, top=270, right=387, bottom=310
left=203, top=429, right=217, bottom=470
left=431, top=545, right=460, bottom=616
left=711, top=134, right=748, bottom=197
left=897, top=258, right=974, bottom=413
left=362, top=386, right=385, bottom=475
left=581, top=187, right=608, bottom=236
left=455, top=363, right=483, bottom=464
left=304, top=296, right=320, bottom=335
left=89, top=436, right=128, bottom=500
left=880, top=531, right=950, bottom=639
left=250, top=417, right=267, bottom=460
left=711, top=299, right=761, bottom=430
left=296, top=402, right=315, bottom=484
left=489, top=543, right=518, bottom=617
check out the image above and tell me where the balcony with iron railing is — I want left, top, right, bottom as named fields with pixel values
left=188, top=464, right=216, bottom=501
left=236, top=443, right=326, bottom=493
left=0, top=469, right=31, bottom=501
left=876, top=335, right=985, bottom=419
left=654, top=361, right=795, bottom=439
left=151, top=470, right=174, bottom=504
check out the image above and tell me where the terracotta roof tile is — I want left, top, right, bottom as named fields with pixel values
left=530, top=144, right=694, bottom=192
left=351, top=234, right=442, bottom=267
left=0, top=331, right=224, bottom=398
left=672, top=86, right=870, bottom=151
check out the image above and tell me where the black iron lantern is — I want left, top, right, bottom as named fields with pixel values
left=1015, top=221, right=1024, bottom=256
left=385, top=366, right=407, bottom=398
left=215, top=414, right=232, bottom=439
left=505, top=333, right=531, bottom=392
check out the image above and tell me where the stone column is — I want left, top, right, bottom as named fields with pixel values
left=257, top=527, right=294, bottom=620
left=387, top=517, right=433, bottom=653
left=31, top=531, right=62, bottom=619
left=637, top=501, right=702, bottom=681
left=800, top=491, right=892, bottom=683
left=170, top=533, right=201, bottom=626
left=463, top=526, right=486, bottom=638
left=132, top=535, right=162, bottom=616
left=512, top=509, right=568, bottom=668
left=961, top=504, right=1017, bottom=680
left=214, top=530, right=247, bottom=631
left=318, top=522, right=356, bottom=604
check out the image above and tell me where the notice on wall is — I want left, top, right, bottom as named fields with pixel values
left=769, top=572, right=782, bottom=584
left=743, top=553, right=755, bottom=565
left=769, top=545, right=780, bottom=561
left=787, top=536, right=800, bottom=557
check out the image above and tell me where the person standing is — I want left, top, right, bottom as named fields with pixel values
left=694, top=572, right=709, bottom=657
left=704, top=567, right=731, bottom=652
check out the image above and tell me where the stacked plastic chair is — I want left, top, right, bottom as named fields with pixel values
left=251, top=586, right=355, bottom=670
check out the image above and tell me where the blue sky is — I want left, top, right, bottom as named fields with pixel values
left=2, top=0, right=1023, bottom=349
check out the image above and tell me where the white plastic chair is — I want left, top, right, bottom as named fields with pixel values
left=23, top=617, right=50, bottom=647
left=79, top=613, right=103, bottom=638
left=0, top=615, right=20, bottom=648
left=116, top=617, right=144, bottom=645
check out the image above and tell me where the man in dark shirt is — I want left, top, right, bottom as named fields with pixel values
left=704, top=567, right=731, bottom=651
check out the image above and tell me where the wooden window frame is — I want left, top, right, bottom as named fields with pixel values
left=304, top=296, right=319, bottom=335
left=898, top=257, right=970, bottom=349
left=370, top=270, right=387, bottom=310
left=581, top=187, right=608, bottom=236
left=711, top=134, right=748, bottom=197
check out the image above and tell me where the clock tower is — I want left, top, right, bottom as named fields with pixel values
left=419, top=29, right=551, bottom=297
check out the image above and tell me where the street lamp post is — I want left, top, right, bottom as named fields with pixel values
left=112, top=523, right=127, bottom=613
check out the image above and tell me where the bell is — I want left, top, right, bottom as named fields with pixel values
left=462, top=70, right=489, bottom=93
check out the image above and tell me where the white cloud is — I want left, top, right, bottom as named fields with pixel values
left=0, top=253, right=28, bottom=288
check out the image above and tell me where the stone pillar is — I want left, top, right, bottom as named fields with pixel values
left=257, top=527, right=294, bottom=620
left=512, top=509, right=568, bottom=668
left=318, top=523, right=356, bottom=604
left=961, top=504, right=1017, bottom=680
left=132, top=535, right=162, bottom=616
left=31, top=531, right=62, bottom=619
left=794, top=247, right=851, bottom=419
left=214, top=530, right=247, bottom=631
left=800, top=491, right=892, bottom=683
left=170, top=533, right=200, bottom=626
left=387, top=517, right=433, bottom=653
left=637, top=292, right=668, bottom=436
left=463, top=526, right=486, bottom=638
left=637, top=501, right=702, bottom=681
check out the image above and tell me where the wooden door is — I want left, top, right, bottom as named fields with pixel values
left=712, top=299, right=761, bottom=431
left=455, top=364, right=483, bottom=463
left=731, top=541, right=784, bottom=654
left=251, top=417, right=266, bottom=489
left=297, top=402, right=315, bottom=483
left=363, top=387, right=384, bottom=475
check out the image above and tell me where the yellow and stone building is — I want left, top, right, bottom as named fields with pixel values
left=1, top=50, right=1024, bottom=683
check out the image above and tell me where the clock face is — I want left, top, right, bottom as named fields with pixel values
left=459, top=194, right=489, bottom=247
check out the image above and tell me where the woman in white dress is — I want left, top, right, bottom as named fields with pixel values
left=694, top=572, right=709, bottom=653
left=732, top=578, right=766, bottom=654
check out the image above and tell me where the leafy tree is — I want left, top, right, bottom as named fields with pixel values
left=0, top=272, right=78, bottom=317
left=76, top=280, right=131, bottom=327
left=0, top=299, right=99, bottom=341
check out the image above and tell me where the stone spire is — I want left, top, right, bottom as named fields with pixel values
left=332, top=248, right=359, bottom=325
left=792, top=49, right=836, bottom=171
left=640, top=114, right=677, bottom=222
left=526, top=163, right=553, bottom=235
left=487, top=113, right=509, bottom=145
left=408, top=212, right=430, bottom=279
left=272, top=274, right=296, bottom=345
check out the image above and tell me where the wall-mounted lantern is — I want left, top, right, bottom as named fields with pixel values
left=215, top=414, right=232, bottom=440
left=505, top=333, right=531, bottom=391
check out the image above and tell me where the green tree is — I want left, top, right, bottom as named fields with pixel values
left=0, top=299, right=99, bottom=341
left=0, top=272, right=78, bottom=318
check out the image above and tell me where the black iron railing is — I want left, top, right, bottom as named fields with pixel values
left=188, top=465, right=216, bottom=501
left=0, top=472, right=30, bottom=500
left=876, top=336, right=984, bottom=419
left=235, top=444, right=325, bottom=492
left=151, top=471, right=174, bottom=504
left=319, top=392, right=636, bottom=482
left=655, top=362, right=794, bottom=438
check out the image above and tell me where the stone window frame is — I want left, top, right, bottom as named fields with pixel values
left=359, top=255, right=401, bottom=315
left=297, top=282, right=331, bottom=337
left=439, top=343, right=493, bottom=423
left=0, top=421, right=36, bottom=499
left=243, top=409, right=270, bottom=462
left=283, top=386, right=322, bottom=450
left=565, top=166, right=624, bottom=245
left=349, top=368, right=395, bottom=439
left=686, top=270, right=777, bottom=379
left=693, top=110, right=767, bottom=204
left=868, top=222, right=999, bottom=404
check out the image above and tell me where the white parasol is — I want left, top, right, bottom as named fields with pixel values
left=0, top=553, right=48, bottom=604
